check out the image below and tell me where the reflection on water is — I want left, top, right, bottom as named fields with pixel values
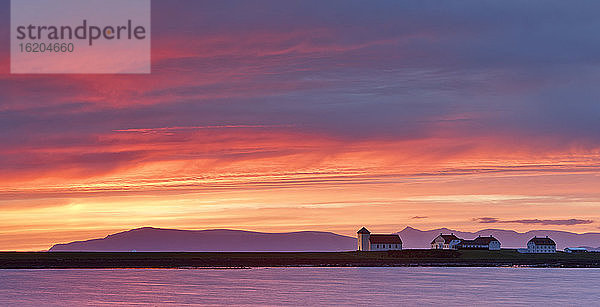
left=1, top=267, right=599, bottom=306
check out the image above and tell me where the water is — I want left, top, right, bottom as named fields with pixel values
left=1, top=267, right=599, bottom=306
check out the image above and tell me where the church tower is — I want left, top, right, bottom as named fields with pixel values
left=357, top=227, right=371, bottom=251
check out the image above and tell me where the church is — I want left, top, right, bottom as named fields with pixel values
left=357, top=227, right=402, bottom=251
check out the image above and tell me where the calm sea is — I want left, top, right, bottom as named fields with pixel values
left=1, top=267, right=599, bottom=306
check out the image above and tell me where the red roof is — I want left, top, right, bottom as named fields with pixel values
left=369, top=234, right=402, bottom=244
left=457, top=236, right=500, bottom=246
left=472, top=236, right=499, bottom=245
left=528, top=237, right=556, bottom=245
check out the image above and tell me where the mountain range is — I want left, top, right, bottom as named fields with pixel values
left=48, top=226, right=600, bottom=252
left=49, top=227, right=356, bottom=252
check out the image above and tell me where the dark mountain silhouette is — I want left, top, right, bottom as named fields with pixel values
left=49, top=226, right=600, bottom=252
left=398, top=226, right=600, bottom=250
left=49, top=227, right=357, bottom=252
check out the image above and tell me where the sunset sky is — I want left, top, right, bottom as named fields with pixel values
left=2, top=0, right=600, bottom=251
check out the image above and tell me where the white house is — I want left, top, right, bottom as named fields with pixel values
left=564, top=247, right=587, bottom=253
left=527, top=236, right=556, bottom=253
left=357, top=227, right=402, bottom=251
left=456, top=236, right=501, bottom=250
left=430, top=233, right=461, bottom=250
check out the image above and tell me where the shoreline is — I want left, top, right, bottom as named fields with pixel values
left=2, top=250, right=600, bottom=269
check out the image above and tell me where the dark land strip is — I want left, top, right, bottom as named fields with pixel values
left=2, top=250, right=600, bottom=269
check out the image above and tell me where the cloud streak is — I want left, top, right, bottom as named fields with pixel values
left=113, top=124, right=293, bottom=134
left=475, top=217, right=595, bottom=226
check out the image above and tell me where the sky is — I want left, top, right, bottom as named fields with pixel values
left=1, top=0, right=600, bottom=251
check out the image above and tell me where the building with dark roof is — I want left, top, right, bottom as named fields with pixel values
left=430, top=233, right=462, bottom=250
left=456, top=235, right=501, bottom=250
left=357, top=227, right=402, bottom=251
left=527, top=236, right=556, bottom=253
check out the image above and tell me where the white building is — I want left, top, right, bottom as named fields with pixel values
left=456, top=236, right=501, bottom=250
left=430, top=233, right=461, bottom=250
left=564, top=247, right=587, bottom=253
left=527, top=236, right=556, bottom=253
left=357, top=227, right=402, bottom=251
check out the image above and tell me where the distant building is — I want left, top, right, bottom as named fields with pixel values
left=527, top=236, right=556, bottom=253
left=357, top=227, right=402, bottom=251
left=430, top=233, right=461, bottom=250
left=564, top=247, right=588, bottom=253
left=456, top=236, right=501, bottom=250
